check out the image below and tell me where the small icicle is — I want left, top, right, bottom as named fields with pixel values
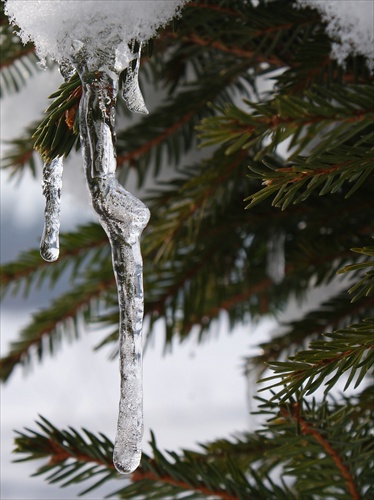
left=266, top=231, right=286, bottom=284
left=59, top=59, right=76, bottom=81
left=40, top=157, right=63, bottom=262
left=76, top=61, right=150, bottom=474
left=122, top=42, right=149, bottom=115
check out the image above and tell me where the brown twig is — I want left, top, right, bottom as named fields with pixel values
left=0, top=276, right=114, bottom=381
left=47, top=439, right=115, bottom=469
left=117, top=110, right=195, bottom=165
left=282, top=404, right=360, bottom=500
left=131, top=469, right=239, bottom=500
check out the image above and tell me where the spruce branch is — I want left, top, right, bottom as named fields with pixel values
left=0, top=268, right=116, bottom=382
left=1, top=222, right=108, bottom=300
left=246, top=292, right=373, bottom=371
left=255, top=395, right=373, bottom=498
left=179, top=0, right=370, bottom=90
left=110, top=431, right=292, bottom=499
left=33, top=72, right=81, bottom=162
left=197, top=83, right=374, bottom=209
left=198, top=83, right=373, bottom=158
left=280, top=403, right=360, bottom=500
left=13, top=419, right=291, bottom=499
left=13, top=416, right=117, bottom=496
left=338, top=244, right=374, bottom=302
left=246, top=144, right=374, bottom=210
left=1, top=122, right=39, bottom=177
left=260, top=318, right=374, bottom=401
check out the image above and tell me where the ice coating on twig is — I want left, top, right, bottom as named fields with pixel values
left=40, top=157, right=63, bottom=262
left=76, top=60, right=150, bottom=474
left=122, top=43, right=149, bottom=115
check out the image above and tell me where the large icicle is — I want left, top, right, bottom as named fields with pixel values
left=76, top=60, right=150, bottom=474
left=4, top=0, right=188, bottom=478
left=40, top=157, right=63, bottom=262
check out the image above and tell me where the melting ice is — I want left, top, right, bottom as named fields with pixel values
left=5, top=0, right=188, bottom=474
left=40, top=157, right=63, bottom=262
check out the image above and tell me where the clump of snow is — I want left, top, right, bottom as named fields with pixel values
left=4, top=0, right=188, bottom=70
left=297, top=0, right=374, bottom=71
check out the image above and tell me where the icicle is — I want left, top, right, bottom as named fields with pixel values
left=40, top=157, right=63, bottom=262
left=75, top=60, right=150, bottom=474
left=122, top=42, right=149, bottom=115
left=266, top=231, right=286, bottom=284
left=59, top=59, right=76, bottom=81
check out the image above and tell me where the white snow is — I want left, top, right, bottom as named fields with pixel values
left=297, top=0, right=374, bottom=70
left=4, top=0, right=188, bottom=69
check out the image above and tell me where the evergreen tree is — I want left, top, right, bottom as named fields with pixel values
left=1, top=1, right=373, bottom=498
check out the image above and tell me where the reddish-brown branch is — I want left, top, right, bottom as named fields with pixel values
left=290, top=337, right=374, bottom=382
left=47, top=439, right=115, bottom=469
left=0, top=235, right=107, bottom=285
left=131, top=469, right=239, bottom=500
left=185, top=2, right=242, bottom=18
left=152, top=152, right=247, bottom=261
left=168, top=32, right=283, bottom=67
left=47, top=438, right=240, bottom=498
left=0, top=277, right=115, bottom=378
left=281, top=404, right=360, bottom=500
left=0, top=46, right=36, bottom=69
left=4, top=149, right=35, bottom=171
left=183, top=276, right=274, bottom=333
left=258, top=296, right=374, bottom=365
left=117, top=110, right=195, bottom=165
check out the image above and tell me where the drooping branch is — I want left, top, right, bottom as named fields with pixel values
left=131, top=469, right=239, bottom=500
left=281, top=404, right=360, bottom=500
left=0, top=275, right=115, bottom=382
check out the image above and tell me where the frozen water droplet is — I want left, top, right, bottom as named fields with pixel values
left=266, top=231, right=286, bottom=284
left=40, top=157, right=63, bottom=262
left=59, top=59, right=75, bottom=81
left=76, top=62, right=150, bottom=474
left=122, top=42, right=149, bottom=115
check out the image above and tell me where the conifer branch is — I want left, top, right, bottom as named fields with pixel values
left=0, top=46, right=36, bottom=70
left=338, top=244, right=374, bottom=302
left=14, top=419, right=282, bottom=499
left=261, top=318, right=374, bottom=400
left=281, top=403, right=359, bottom=500
left=117, top=110, right=195, bottom=165
left=185, top=2, right=241, bottom=18
left=248, top=294, right=373, bottom=370
left=130, top=469, right=238, bottom=500
left=1, top=120, right=40, bottom=177
left=1, top=222, right=108, bottom=299
left=170, top=32, right=284, bottom=67
left=0, top=273, right=115, bottom=382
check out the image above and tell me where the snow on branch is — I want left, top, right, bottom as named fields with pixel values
left=297, top=0, right=374, bottom=71
left=4, top=0, right=188, bottom=69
